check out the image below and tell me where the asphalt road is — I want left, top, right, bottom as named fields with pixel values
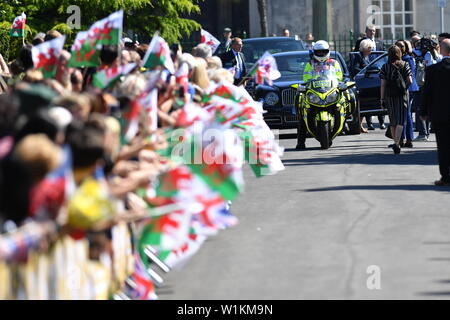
left=158, top=126, right=450, bottom=300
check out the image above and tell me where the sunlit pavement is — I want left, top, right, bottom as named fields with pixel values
left=159, top=125, right=450, bottom=300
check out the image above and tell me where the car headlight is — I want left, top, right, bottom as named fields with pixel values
left=325, top=91, right=339, bottom=104
left=307, top=92, right=321, bottom=105
left=264, top=92, right=279, bottom=106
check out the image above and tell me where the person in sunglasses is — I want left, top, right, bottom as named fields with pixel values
left=302, top=40, right=343, bottom=84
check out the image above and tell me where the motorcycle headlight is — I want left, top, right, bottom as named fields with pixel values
left=307, top=92, right=321, bottom=105
left=325, top=91, right=339, bottom=104
left=264, top=92, right=279, bottom=106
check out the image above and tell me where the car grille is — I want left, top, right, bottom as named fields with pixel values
left=263, top=115, right=282, bottom=125
left=281, top=88, right=296, bottom=106
left=284, top=115, right=299, bottom=123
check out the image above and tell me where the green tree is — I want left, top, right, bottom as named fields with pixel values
left=0, top=0, right=202, bottom=61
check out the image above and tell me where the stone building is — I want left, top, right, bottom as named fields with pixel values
left=195, top=0, right=450, bottom=41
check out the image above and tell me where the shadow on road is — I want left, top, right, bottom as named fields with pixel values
left=300, top=184, right=450, bottom=193
left=416, top=291, right=450, bottom=297
left=283, top=149, right=438, bottom=166
left=433, top=279, right=450, bottom=284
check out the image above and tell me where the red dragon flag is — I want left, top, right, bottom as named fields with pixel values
left=200, top=29, right=221, bottom=54
left=32, top=36, right=66, bottom=79
left=131, top=87, right=158, bottom=133
left=68, top=31, right=100, bottom=68
left=142, top=33, right=175, bottom=74
left=92, top=62, right=136, bottom=89
left=10, top=12, right=26, bottom=37
left=87, top=10, right=123, bottom=46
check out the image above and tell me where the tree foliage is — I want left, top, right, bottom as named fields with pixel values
left=0, top=0, right=202, bottom=61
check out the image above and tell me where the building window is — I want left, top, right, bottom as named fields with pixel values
left=371, top=0, right=414, bottom=39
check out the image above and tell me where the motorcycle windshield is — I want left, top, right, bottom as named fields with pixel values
left=309, top=67, right=339, bottom=93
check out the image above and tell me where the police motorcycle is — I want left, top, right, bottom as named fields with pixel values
left=292, top=64, right=357, bottom=150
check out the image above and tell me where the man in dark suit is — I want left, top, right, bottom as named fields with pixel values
left=421, top=39, right=450, bottom=186
left=353, top=25, right=385, bottom=52
left=220, top=37, right=247, bottom=86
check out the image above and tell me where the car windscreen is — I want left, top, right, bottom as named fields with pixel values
left=274, top=54, right=345, bottom=82
left=360, top=54, right=388, bottom=73
left=242, top=40, right=305, bottom=64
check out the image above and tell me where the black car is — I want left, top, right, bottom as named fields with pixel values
left=253, top=50, right=359, bottom=131
left=241, top=37, right=306, bottom=69
left=351, top=52, right=389, bottom=117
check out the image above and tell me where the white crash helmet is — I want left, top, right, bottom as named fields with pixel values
left=313, top=40, right=330, bottom=62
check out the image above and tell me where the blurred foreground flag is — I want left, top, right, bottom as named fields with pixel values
left=32, top=36, right=66, bottom=79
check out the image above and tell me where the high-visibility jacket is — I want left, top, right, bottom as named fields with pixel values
left=303, top=58, right=343, bottom=83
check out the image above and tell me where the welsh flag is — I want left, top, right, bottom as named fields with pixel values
left=249, top=51, right=281, bottom=85
left=68, top=31, right=100, bottom=68
left=137, top=209, right=191, bottom=265
left=239, top=128, right=284, bottom=177
left=10, top=12, right=26, bottom=37
left=188, top=129, right=244, bottom=201
left=206, top=96, right=251, bottom=128
left=132, top=88, right=158, bottom=133
left=175, top=62, right=189, bottom=97
left=137, top=166, right=195, bottom=264
left=32, top=36, right=66, bottom=79
left=122, top=88, right=142, bottom=143
left=175, top=102, right=212, bottom=128
left=235, top=118, right=285, bottom=177
left=87, top=10, right=123, bottom=46
left=200, top=29, right=221, bottom=54
left=142, top=33, right=175, bottom=74
left=163, top=226, right=207, bottom=270
left=92, top=62, right=136, bottom=89
left=205, top=82, right=256, bottom=107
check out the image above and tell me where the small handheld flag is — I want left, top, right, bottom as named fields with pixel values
left=200, top=29, right=221, bottom=55
left=10, top=12, right=26, bottom=38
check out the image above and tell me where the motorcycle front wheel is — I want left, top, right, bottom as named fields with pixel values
left=317, top=121, right=331, bottom=150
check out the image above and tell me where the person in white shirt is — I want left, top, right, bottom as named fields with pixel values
left=353, top=25, right=385, bottom=52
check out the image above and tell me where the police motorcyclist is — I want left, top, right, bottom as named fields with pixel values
left=296, top=40, right=343, bottom=150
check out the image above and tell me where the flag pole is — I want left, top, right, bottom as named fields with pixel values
left=237, top=61, right=258, bottom=87
left=237, top=55, right=261, bottom=87
left=22, top=25, right=25, bottom=47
